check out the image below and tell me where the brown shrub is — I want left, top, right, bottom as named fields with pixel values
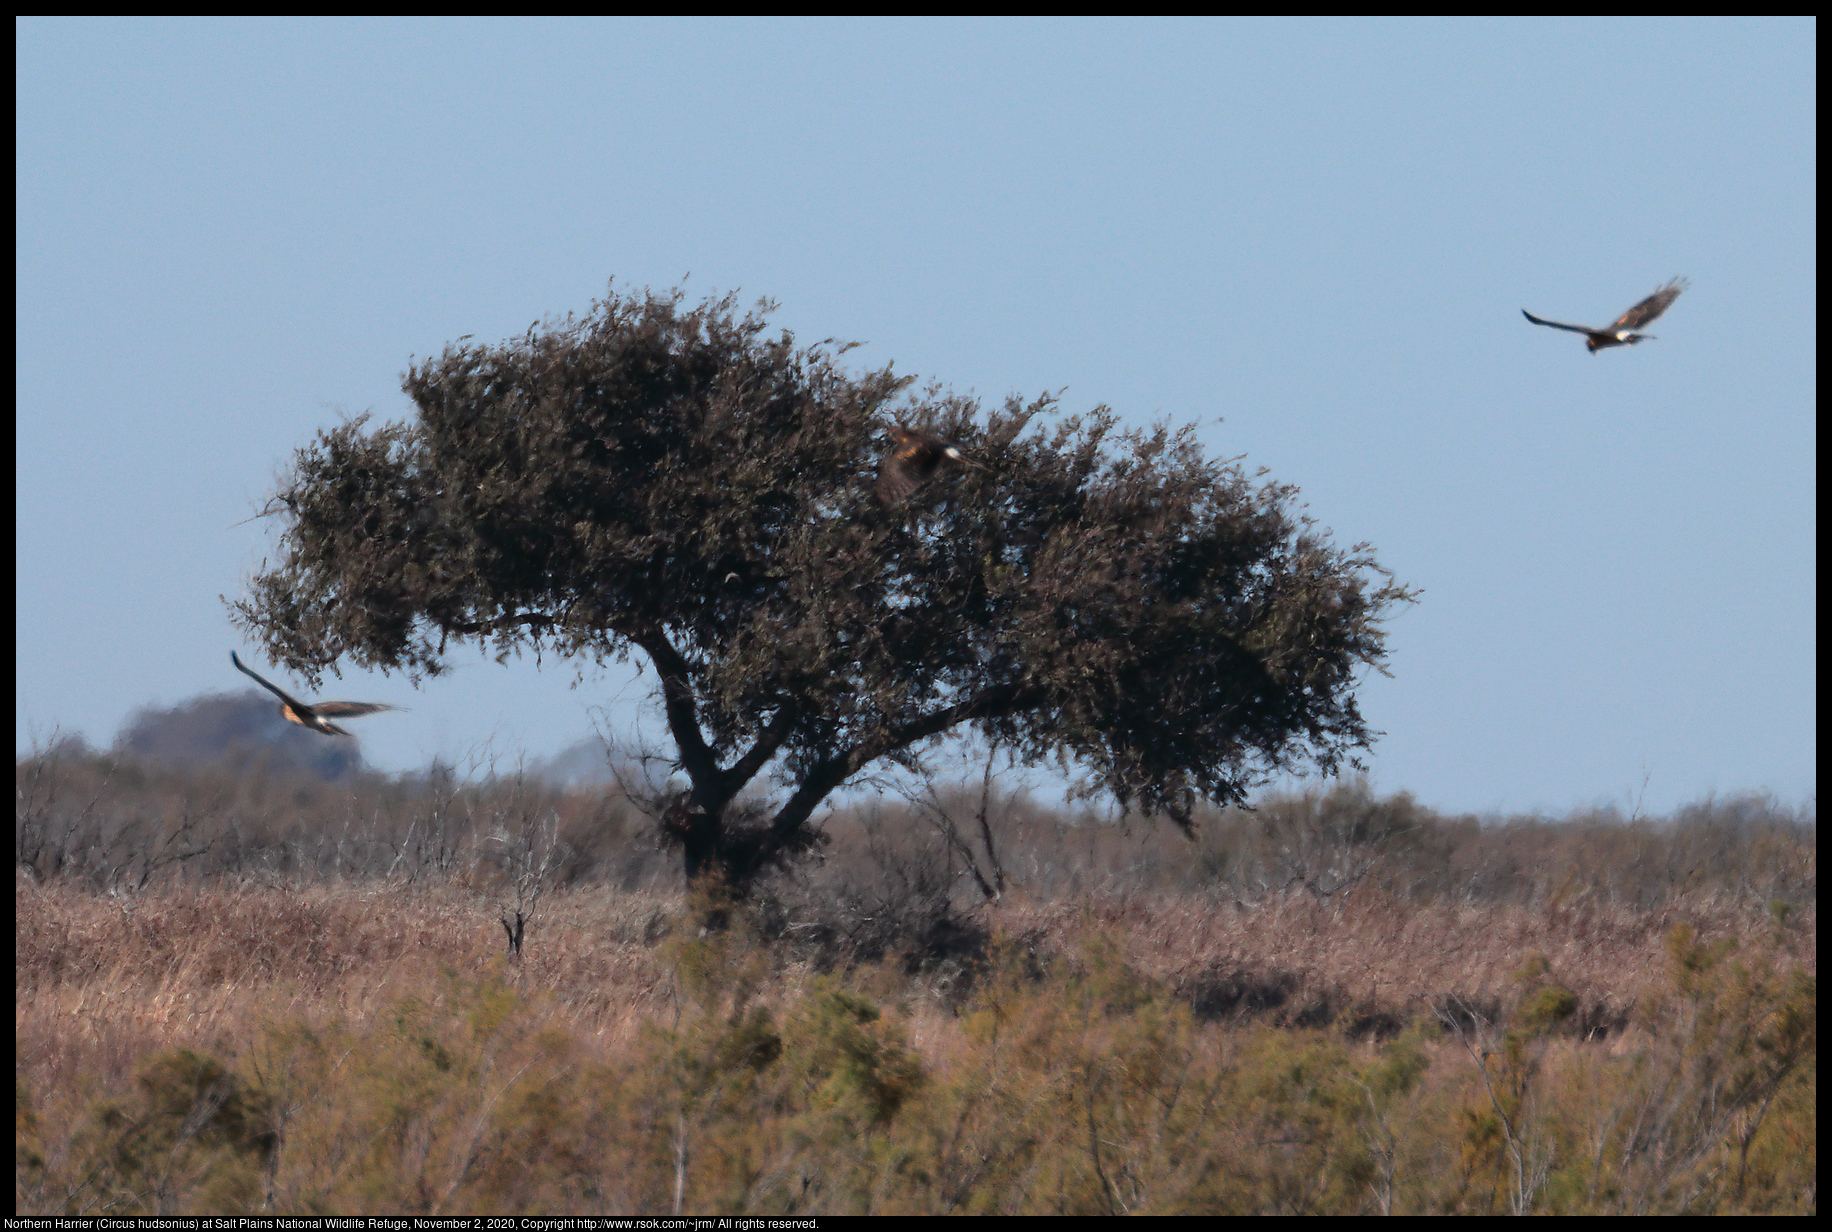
left=16, top=898, right=1814, bottom=1215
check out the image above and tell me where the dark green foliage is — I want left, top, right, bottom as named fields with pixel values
left=232, top=283, right=1408, bottom=887
left=44, top=1049, right=276, bottom=1215
left=789, top=984, right=926, bottom=1126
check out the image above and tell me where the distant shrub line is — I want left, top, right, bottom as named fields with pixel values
left=15, top=741, right=1815, bottom=917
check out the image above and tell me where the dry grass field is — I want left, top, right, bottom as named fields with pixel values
left=15, top=745, right=1816, bottom=1215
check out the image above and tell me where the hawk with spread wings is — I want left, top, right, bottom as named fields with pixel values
left=1523, top=278, right=1689, bottom=353
left=875, top=424, right=988, bottom=505
left=231, top=651, right=401, bottom=737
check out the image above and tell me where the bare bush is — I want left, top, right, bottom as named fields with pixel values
left=15, top=739, right=1813, bottom=990
left=14, top=738, right=668, bottom=896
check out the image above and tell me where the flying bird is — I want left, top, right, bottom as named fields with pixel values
left=230, top=651, right=400, bottom=737
left=1523, top=278, right=1689, bottom=353
left=876, top=424, right=988, bottom=505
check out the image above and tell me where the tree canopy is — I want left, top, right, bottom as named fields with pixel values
left=234, top=285, right=1411, bottom=888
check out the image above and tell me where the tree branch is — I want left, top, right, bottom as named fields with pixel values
left=720, top=704, right=802, bottom=798
left=633, top=628, right=721, bottom=790
left=853, top=680, right=1035, bottom=775
left=444, top=611, right=556, bottom=636
left=759, top=680, right=1035, bottom=859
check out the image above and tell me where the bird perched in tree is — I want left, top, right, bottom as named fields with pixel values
left=876, top=424, right=988, bottom=505
left=1523, top=278, right=1689, bottom=353
left=230, top=651, right=401, bottom=737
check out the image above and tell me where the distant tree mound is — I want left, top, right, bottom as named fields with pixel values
left=527, top=738, right=625, bottom=788
left=115, top=690, right=362, bottom=781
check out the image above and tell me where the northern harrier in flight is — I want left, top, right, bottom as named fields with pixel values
left=231, top=651, right=400, bottom=737
left=1523, top=278, right=1689, bottom=353
left=876, top=424, right=988, bottom=505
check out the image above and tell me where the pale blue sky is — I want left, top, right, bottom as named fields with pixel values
left=17, top=18, right=1815, bottom=815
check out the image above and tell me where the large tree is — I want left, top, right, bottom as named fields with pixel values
left=234, top=285, right=1410, bottom=889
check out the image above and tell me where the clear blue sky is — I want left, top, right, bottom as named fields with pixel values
left=17, top=18, right=1816, bottom=816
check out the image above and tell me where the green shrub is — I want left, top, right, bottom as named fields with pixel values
left=15, top=926, right=1814, bottom=1215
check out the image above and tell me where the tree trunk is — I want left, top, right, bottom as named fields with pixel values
left=668, top=796, right=728, bottom=889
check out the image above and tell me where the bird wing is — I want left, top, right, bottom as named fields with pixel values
left=310, top=701, right=400, bottom=719
left=877, top=449, right=928, bottom=504
left=1522, top=310, right=1595, bottom=335
left=1612, top=278, right=1687, bottom=331
left=877, top=428, right=936, bottom=504
left=231, top=650, right=311, bottom=712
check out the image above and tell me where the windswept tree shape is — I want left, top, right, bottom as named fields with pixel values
left=234, top=285, right=1410, bottom=890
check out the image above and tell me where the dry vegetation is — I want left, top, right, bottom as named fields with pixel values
left=16, top=742, right=1816, bottom=1215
